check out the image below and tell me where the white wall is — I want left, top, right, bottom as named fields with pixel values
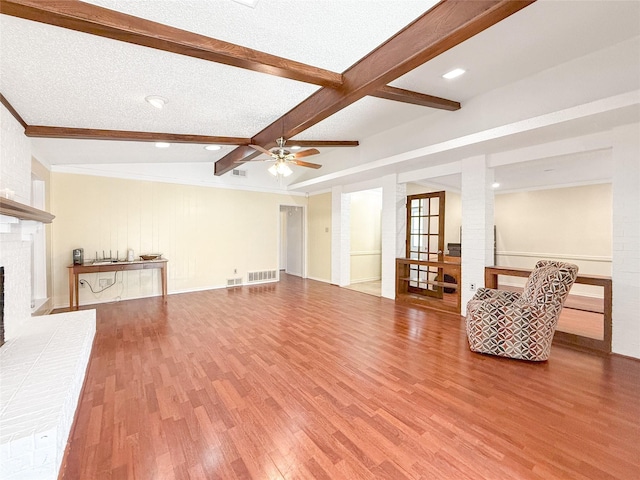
left=495, top=183, right=612, bottom=297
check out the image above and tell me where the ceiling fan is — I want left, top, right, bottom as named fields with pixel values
left=238, top=137, right=321, bottom=177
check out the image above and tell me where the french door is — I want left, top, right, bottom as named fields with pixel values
left=405, top=192, right=445, bottom=298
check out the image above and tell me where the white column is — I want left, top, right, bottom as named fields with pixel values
left=331, top=185, right=350, bottom=286
left=611, top=124, right=640, bottom=358
left=461, top=155, right=494, bottom=315
left=380, top=174, right=404, bottom=299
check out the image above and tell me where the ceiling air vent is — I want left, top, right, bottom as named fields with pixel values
left=232, top=169, right=247, bottom=177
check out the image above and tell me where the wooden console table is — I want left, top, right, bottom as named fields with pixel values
left=67, top=259, right=168, bottom=310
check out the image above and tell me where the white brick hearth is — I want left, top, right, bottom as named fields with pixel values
left=0, top=310, right=95, bottom=479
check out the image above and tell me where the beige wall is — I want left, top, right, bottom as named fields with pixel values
left=307, top=193, right=332, bottom=282
left=349, top=190, right=382, bottom=283
left=495, top=183, right=612, bottom=296
left=51, top=173, right=305, bottom=307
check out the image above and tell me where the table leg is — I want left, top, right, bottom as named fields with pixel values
left=161, top=263, right=167, bottom=300
left=68, top=269, right=74, bottom=310
left=74, top=274, right=80, bottom=310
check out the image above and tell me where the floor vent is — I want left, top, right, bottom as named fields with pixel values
left=226, top=277, right=243, bottom=287
left=247, top=270, right=277, bottom=283
left=232, top=169, right=247, bottom=177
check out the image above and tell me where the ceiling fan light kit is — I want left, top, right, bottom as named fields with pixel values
left=246, top=136, right=322, bottom=176
left=268, top=161, right=293, bottom=177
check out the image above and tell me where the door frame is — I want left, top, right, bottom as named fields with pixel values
left=278, top=204, right=306, bottom=279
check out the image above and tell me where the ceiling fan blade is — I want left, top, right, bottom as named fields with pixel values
left=249, top=144, right=275, bottom=157
left=292, top=159, right=322, bottom=169
left=293, top=148, right=320, bottom=159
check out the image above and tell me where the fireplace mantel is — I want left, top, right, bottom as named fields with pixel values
left=0, top=197, right=54, bottom=223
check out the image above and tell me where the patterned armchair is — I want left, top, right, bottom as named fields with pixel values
left=466, top=260, right=579, bottom=361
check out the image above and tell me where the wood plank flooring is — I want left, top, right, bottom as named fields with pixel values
left=59, top=274, right=640, bottom=479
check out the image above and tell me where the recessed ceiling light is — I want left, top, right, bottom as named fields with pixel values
left=232, top=0, right=260, bottom=7
left=155, top=142, right=170, bottom=148
left=204, top=145, right=222, bottom=151
left=145, top=95, right=167, bottom=109
left=491, top=182, right=500, bottom=189
left=442, top=68, right=466, bottom=80
left=290, top=145, right=301, bottom=151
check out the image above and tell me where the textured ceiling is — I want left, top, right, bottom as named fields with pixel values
left=1, top=0, right=639, bottom=191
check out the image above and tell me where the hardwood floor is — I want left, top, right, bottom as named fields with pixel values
left=344, top=280, right=382, bottom=297
left=59, top=275, right=640, bottom=479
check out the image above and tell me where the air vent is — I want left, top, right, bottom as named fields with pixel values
left=232, top=169, right=247, bottom=177
left=226, top=277, right=242, bottom=287
left=247, top=270, right=277, bottom=283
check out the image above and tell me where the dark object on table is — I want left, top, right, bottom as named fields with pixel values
left=447, top=243, right=461, bottom=257
left=140, top=254, right=162, bottom=261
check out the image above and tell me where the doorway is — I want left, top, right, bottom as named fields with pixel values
left=279, top=205, right=304, bottom=277
left=345, top=189, right=382, bottom=297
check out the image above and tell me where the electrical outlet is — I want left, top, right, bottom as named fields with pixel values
left=470, top=283, right=476, bottom=291
left=79, top=280, right=86, bottom=288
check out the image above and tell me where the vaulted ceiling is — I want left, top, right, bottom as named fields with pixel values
left=1, top=0, right=639, bottom=190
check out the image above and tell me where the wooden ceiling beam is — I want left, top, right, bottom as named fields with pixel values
left=286, top=140, right=359, bottom=147
left=0, top=0, right=343, bottom=88
left=0, top=0, right=460, bottom=110
left=370, top=85, right=460, bottom=111
left=24, top=125, right=250, bottom=145
left=24, top=125, right=360, bottom=149
left=0, top=93, right=27, bottom=129
left=215, top=0, right=535, bottom=175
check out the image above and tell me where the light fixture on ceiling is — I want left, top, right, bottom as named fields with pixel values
left=442, top=68, right=466, bottom=80
left=204, top=145, right=222, bottom=151
left=145, top=95, right=167, bottom=109
left=232, top=0, right=260, bottom=7
left=491, top=182, right=500, bottom=189
left=155, top=142, right=170, bottom=148
left=290, top=145, right=301, bottom=151
left=268, top=160, right=293, bottom=177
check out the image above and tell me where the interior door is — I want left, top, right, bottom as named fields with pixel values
left=284, top=206, right=303, bottom=277
left=406, top=192, right=445, bottom=298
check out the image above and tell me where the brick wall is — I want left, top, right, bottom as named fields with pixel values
left=1, top=103, right=32, bottom=338
left=331, top=185, right=351, bottom=286
left=612, top=124, right=640, bottom=358
left=0, top=310, right=96, bottom=479
left=461, top=156, right=495, bottom=314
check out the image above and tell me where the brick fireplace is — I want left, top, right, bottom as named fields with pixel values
left=1, top=98, right=96, bottom=479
